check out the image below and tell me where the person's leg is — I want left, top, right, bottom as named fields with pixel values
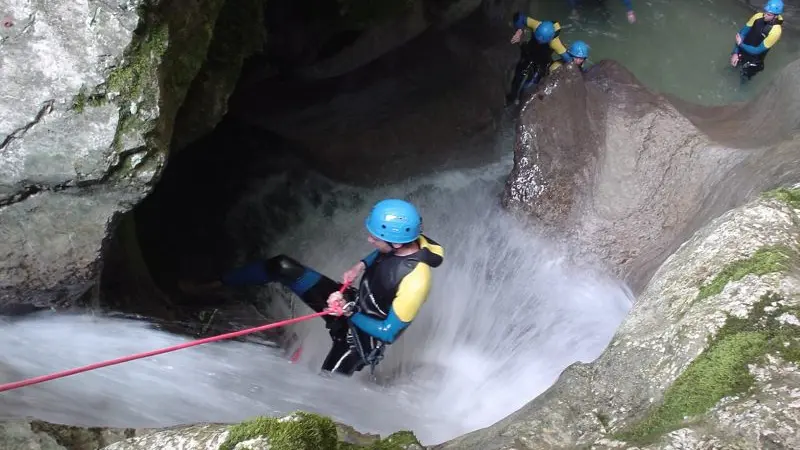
left=321, top=327, right=376, bottom=376
left=507, top=56, right=531, bottom=104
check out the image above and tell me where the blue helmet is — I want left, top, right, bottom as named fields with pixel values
left=365, top=199, right=422, bottom=244
left=534, top=21, right=556, bottom=44
left=764, top=0, right=783, bottom=14
left=568, top=40, right=590, bottom=58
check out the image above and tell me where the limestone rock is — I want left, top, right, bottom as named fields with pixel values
left=502, top=59, right=800, bottom=293
left=0, top=0, right=261, bottom=310
left=0, top=419, right=144, bottom=450
left=99, top=412, right=423, bottom=450
left=435, top=191, right=800, bottom=449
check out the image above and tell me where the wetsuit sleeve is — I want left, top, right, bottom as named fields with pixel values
left=733, top=14, right=760, bottom=54
left=513, top=12, right=540, bottom=30
left=739, top=24, right=781, bottom=55
left=550, top=37, right=572, bottom=63
left=349, top=263, right=432, bottom=343
left=360, top=250, right=379, bottom=268
left=621, top=0, right=633, bottom=10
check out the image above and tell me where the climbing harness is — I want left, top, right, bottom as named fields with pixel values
left=0, top=281, right=353, bottom=393
left=348, top=321, right=386, bottom=378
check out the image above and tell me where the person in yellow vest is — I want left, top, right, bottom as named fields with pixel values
left=179, top=199, right=445, bottom=377
left=506, top=12, right=572, bottom=105
left=730, top=0, right=784, bottom=81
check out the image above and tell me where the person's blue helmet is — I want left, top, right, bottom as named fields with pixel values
left=568, top=40, right=590, bottom=58
left=365, top=199, right=422, bottom=244
left=764, top=0, right=783, bottom=14
left=534, top=21, right=556, bottom=44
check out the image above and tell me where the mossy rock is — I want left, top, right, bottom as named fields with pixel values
left=221, top=412, right=424, bottom=450
left=614, top=289, right=800, bottom=445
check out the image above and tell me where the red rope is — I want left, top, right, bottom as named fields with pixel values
left=0, top=282, right=351, bottom=393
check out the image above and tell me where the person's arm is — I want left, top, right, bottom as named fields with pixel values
left=620, top=0, right=633, bottom=11
left=513, top=12, right=541, bottom=30
left=361, top=249, right=379, bottom=268
left=739, top=24, right=781, bottom=55
left=349, top=264, right=432, bottom=343
left=733, top=14, right=760, bottom=53
left=550, top=36, right=573, bottom=63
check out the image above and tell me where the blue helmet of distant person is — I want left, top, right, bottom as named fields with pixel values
left=764, top=0, right=784, bottom=15
left=534, top=21, right=556, bottom=44
left=365, top=199, right=422, bottom=244
left=568, top=40, right=590, bottom=58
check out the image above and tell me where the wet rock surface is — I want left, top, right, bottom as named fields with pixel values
left=0, top=0, right=264, bottom=313
left=503, top=59, right=800, bottom=293
left=228, top=8, right=518, bottom=185
left=437, top=192, right=800, bottom=449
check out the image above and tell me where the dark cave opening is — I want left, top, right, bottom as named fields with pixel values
left=97, top=1, right=516, bottom=332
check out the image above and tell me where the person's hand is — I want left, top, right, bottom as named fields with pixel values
left=730, top=52, right=740, bottom=67
left=627, top=10, right=636, bottom=24
left=510, top=29, right=523, bottom=44
left=342, top=261, right=365, bottom=285
left=326, top=291, right=351, bottom=316
left=735, top=33, right=743, bottom=46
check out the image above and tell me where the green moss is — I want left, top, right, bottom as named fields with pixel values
left=220, top=412, right=339, bottom=450
left=221, top=413, right=422, bottom=450
left=614, top=291, right=800, bottom=445
left=763, top=187, right=800, bottom=209
left=99, top=0, right=228, bottom=159
left=367, top=431, right=422, bottom=449
left=696, top=247, right=791, bottom=302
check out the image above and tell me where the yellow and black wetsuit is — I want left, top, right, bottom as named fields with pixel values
left=507, top=13, right=571, bottom=104
left=349, top=235, right=444, bottom=343
left=733, top=12, right=783, bottom=78
left=219, top=235, right=445, bottom=376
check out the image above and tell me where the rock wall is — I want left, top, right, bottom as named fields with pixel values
left=0, top=412, right=423, bottom=450
left=503, top=59, right=800, bottom=293
left=0, top=0, right=264, bottom=311
left=227, top=6, right=518, bottom=185
left=437, top=189, right=800, bottom=449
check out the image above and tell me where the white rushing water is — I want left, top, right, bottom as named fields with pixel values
left=0, top=139, right=633, bottom=445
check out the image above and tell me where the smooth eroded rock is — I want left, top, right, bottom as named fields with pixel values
left=502, top=59, right=800, bottom=293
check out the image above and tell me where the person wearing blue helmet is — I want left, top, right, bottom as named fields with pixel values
left=549, top=40, right=591, bottom=73
left=178, top=198, right=444, bottom=377
left=505, top=12, right=572, bottom=105
left=730, top=0, right=784, bottom=81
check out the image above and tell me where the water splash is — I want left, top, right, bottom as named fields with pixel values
left=0, top=131, right=632, bottom=446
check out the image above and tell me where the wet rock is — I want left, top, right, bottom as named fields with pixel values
left=502, top=59, right=800, bottom=293
left=435, top=191, right=800, bottom=449
left=0, top=0, right=263, bottom=311
left=94, top=411, right=422, bottom=449
left=0, top=419, right=145, bottom=450
left=229, top=9, right=517, bottom=185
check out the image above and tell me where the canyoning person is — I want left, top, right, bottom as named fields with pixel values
left=178, top=199, right=445, bottom=377
left=505, top=12, right=572, bottom=106
left=567, top=0, right=636, bottom=23
left=730, top=0, right=784, bottom=81
left=549, top=40, right=591, bottom=73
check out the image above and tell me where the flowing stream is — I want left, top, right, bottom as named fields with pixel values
left=3, top=0, right=795, bottom=445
